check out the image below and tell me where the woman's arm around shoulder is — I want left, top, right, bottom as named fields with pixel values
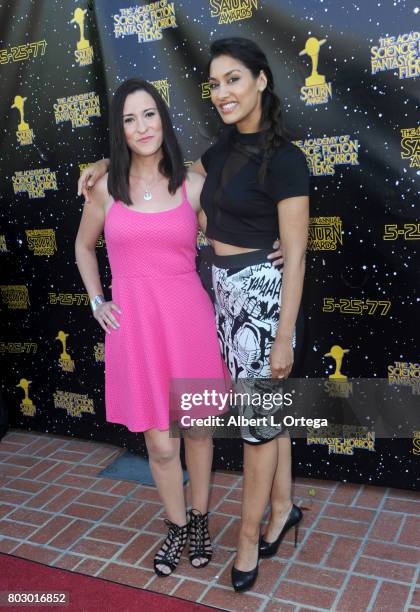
left=185, top=171, right=205, bottom=212
left=185, top=171, right=207, bottom=234
left=77, top=158, right=110, bottom=202
left=189, top=159, right=207, bottom=177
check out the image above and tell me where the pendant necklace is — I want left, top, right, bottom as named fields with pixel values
left=130, top=174, right=163, bottom=201
left=143, top=188, right=152, bottom=201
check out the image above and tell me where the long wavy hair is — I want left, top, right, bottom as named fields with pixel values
left=208, top=37, right=289, bottom=181
left=107, top=78, right=186, bottom=205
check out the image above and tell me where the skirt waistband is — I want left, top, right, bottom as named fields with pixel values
left=212, top=249, right=276, bottom=269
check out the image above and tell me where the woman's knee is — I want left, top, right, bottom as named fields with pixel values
left=184, top=427, right=214, bottom=443
left=146, top=436, right=179, bottom=466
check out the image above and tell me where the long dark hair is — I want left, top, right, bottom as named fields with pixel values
left=208, top=37, right=289, bottom=181
left=108, top=78, right=186, bottom=205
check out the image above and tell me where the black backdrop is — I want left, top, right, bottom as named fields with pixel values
left=1, top=1, right=418, bottom=489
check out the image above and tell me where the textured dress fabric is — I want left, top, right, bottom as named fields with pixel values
left=103, top=182, right=227, bottom=432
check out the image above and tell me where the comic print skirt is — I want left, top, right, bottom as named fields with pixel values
left=212, top=249, right=296, bottom=445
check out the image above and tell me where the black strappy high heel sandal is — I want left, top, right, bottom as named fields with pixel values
left=153, top=518, right=189, bottom=577
left=188, top=508, right=212, bottom=568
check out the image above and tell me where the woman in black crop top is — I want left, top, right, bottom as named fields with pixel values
left=190, top=38, right=309, bottom=592
left=77, top=36, right=309, bottom=593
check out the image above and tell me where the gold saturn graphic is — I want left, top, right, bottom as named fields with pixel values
left=324, top=345, right=349, bottom=380
left=299, top=37, right=327, bottom=87
left=56, top=330, right=75, bottom=371
left=70, top=8, right=90, bottom=51
left=16, top=378, right=36, bottom=416
left=11, top=95, right=30, bottom=132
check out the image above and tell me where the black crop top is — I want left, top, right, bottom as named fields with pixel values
left=200, top=127, right=310, bottom=248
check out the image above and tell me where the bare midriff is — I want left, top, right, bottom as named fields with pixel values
left=212, top=240, right=260, bottom=256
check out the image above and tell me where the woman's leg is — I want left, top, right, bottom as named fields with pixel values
left=211, top=255, right=291, bottom=572
left=262, top=434, right=293, bottom=542
left=144, top=428, right=188, bottom=575
left=184, top=429, right=213, bottom=514
left=235, top=439, right=278, bottom=570
left=144, top=428, right=186, bottom=525
left=184, top=429, right=214, bottom=567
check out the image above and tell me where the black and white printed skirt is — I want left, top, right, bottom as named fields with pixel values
left=212, top=249, right=301, bottom=445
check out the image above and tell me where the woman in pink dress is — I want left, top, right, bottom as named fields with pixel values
left=75, top=79, right=227, bottom=577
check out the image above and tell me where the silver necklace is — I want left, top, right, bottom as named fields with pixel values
left=130, top=174, right=163, bottom=201
left=143, top=187, right=153, bottom=201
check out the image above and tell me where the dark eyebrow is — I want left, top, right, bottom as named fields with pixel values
left=208, top=69, right=242, bottom=81
left=122, top=107, right=156, bottom=117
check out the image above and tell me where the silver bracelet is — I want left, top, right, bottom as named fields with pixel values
left=90, top=294, right=105, bottom=312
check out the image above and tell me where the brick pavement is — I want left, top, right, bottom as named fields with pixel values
left=0, top=430, right=419, bottom=611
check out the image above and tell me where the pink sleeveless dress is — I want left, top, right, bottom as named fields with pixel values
left=103, top=181, right=226, bottom=432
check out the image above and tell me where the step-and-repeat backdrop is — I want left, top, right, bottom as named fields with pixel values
left=1, top=1, right=418, bottom=489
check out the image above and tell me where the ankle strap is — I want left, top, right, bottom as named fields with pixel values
left=164, top=518, right=189, bottom=531
left=190, top=508, right=208, bottom=516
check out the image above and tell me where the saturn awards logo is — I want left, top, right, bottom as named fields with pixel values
left=55, top=331, right=75, bottom=372
left=0, top=285, right=29, bottom=309
left=16, top=378, right=36, bottom=417
left=308, top=217, right=343, bottom=251
left=209, top=0, right=259, bottom=24
left=70, top=7, right=94, bottom=67
left=299, top=37, right=332, bottom=106
left=25, top=229, right=57, bottom=256
left=11, top=95, right=34, bottom=145
left=401, top=126, right=420, bottom=168
left=323, top=345, right=352, bottom=398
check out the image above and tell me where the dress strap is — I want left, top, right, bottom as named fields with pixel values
left=181, top=179, right=188, bottom=202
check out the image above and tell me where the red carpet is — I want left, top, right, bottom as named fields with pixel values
left=0, top=553, right=212, bottom=611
